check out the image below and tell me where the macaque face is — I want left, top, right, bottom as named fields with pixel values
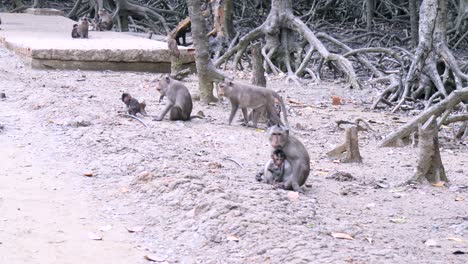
left=271, top=154, right=284, bottom=168
left=269, top=125, right=289, bottom=149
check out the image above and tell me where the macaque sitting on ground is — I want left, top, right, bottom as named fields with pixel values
left=153, top=76, right=203, bottom=121
left=263, top=149, right=293, bottom=185
left=121, top=93, right=147, bottom=116
left=267, top=125, right=310, bottom=192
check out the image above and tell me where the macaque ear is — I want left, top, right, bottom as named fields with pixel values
left=228, top=81, right=234, bottom=86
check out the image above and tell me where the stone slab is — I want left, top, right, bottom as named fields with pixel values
left=24, top=8, right=64, bottom=16
left=0, top=13, right=195, bottom=72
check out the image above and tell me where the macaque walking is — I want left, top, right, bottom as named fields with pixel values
left=268, top=125, right=310, bottom=191
left=153, top=76, right=201, bottom=121
left=217, top=80, right=288, bottom=128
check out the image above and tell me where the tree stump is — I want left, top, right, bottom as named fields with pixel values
left=412, top=116, right=448, bottom=184
left=326, top=126, right=363, bottom=163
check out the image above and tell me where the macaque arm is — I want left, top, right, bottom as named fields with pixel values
left=155, top=102, right=174, bottom=121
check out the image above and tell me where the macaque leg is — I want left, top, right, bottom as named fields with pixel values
left=228, top=104, right=239, bottom=125
left=267, top=104, right=284, bottom=126
left=169, top=106, right=183, bottom=120
left=251, top=107, right=263, bottom=128
left=241, top=108, right=249, bottom=126
left=154, top=103, right=174, bottom=121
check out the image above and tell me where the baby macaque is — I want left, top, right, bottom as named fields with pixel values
left=264, top=149, right=292, bottom=185
left=121, top=93, right=147, bottom=116
left=71, top=24, right=79, bottom=38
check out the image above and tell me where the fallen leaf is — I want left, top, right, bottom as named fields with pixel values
left=126, top=226, right=145, bottom=233
left=447, top=237, right=464, bottom=242
left=455, top=196, right=464, bottom=201
left=144, top=255, right=165, bottom=262
left=255, top=128, right=265, bottom=133
left=332, top=96, right=342, bottom=105
left=287, top=191, right=299, bottom=201
left=314, top=171, right=328, bottom=176
left=306, top=223, right=315, bottom=228
left=331, top=232, right=354, bottom=240
left=98, top=225, right=112, bottom=232
left=390, top=218, right=407, bottom=224
left=227, top=235, right=240, bottom=242
left=87, top=232, right=103, bottom=240
left=84, top=172, right=94, bottom=177
left=424, top=239, right=438, bottom=247
left=432, top=181, right=446, bottom=187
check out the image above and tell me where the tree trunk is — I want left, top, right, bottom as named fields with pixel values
left=409, top=0, right=419, bottom=47
left=366, top=0, right=374, bottom=32
left=251, top=42, right=266, bottom=87
left=188, top=0, right=226, bottom=103
left=412, top=116, right=448, bottom=184
left=224, top=0, right=235, bottom=40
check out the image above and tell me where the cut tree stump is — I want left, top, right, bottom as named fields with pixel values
left=411, top=115, right=448, bottom=184
left=327, top=126, right=363, bottom=163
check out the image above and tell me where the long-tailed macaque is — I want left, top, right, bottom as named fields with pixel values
left=268, top=125, right=310, bottom=191
left=76, top=17, right=89, bottom=38
left=153, top=76, right=202, bottom=121
left=217, top=80, right=288, bottom=128
left=121, top=93, right=147, bottom=116
left=71, top=24, right=79, bottom=38
left=97, top=9, right=113, bottom=31
left=264, top=149, right=293, bottom=185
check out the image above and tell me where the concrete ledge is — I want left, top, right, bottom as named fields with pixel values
left=0, top=13, right=195, bottom=72
left=24, top=8, right=64, bottom=16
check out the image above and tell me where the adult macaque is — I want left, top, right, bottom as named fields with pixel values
left=71, top=24, right=79, bottom=38
left=153, top=76, right=202, bottom=121
left=167, top=37, right=180, bottom=58
left=268, top=125, right=310, bottom=191
left=263, top=149, right=292, bottom=185
left=97, top=9, right=113, bottom=31
left=76, top=17, right=89, bottom=38
left=217, top=80, right=288, bottom=128
left=171, top=17, right=191, bottom=46
left=121, top=93, right=147, bottom=116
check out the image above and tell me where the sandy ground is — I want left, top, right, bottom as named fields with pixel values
left=1, top=46, right=467, bottom=264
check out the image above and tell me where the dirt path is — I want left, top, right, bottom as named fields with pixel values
left=1, top=45, right=467, bottom=263
left=0, top=86, right=143, bottom=263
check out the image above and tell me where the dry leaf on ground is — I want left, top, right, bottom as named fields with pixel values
left=227, top=235, right=240, bottom=242
left=144, top=255, right=166, bottom=262
left=126, top=226, right=145, bottom=233
left=87, top=232, right=103, bottom=240
left=98, top=225, right=112, bottom=232
left=447, top=237, right=464, bottom=242
left=331, top=232, right=354, bottom=240
left=432, top=181, right=446, bottom=187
